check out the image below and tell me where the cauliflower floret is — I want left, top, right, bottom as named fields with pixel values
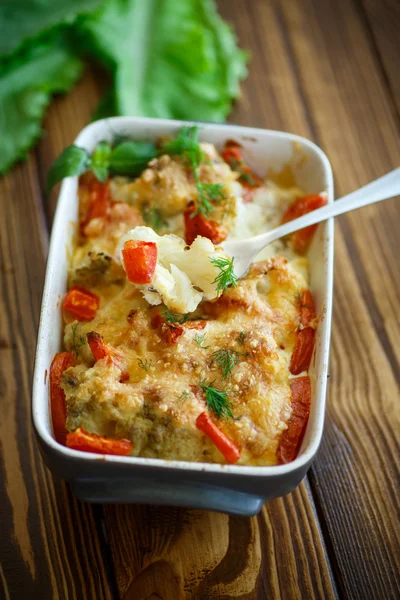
left=118, top=226, right=230, bottom=313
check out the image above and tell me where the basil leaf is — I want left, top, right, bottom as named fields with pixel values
left=46, top=145, right=90, bottom=193
left=91, top=140, right=111, bottom=182
left=109, top=141, right=157, bottom=177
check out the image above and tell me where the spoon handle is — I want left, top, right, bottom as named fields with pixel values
left=264, top=167, right=400, bottom=246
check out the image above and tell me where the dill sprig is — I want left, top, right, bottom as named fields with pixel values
left=162, top=126, right=225, bottom=218
left=199, top=379, right=234, bottom=419
left=163, top=310, right=189, bottom=324
left=142, top=206, right=166, bottom=231
left=176, top=390, right=191, bottom=404
left=194, top=333, right=210, bottom=349
left=162, top=126, right=203, bottom=163
left=209, top=348, right=244, bottom=380
left=71, top=322, right=87, bottom=357
left=137, top=358, right=152, bottom=372
left=210, top=256, right=238, bottom=293
left=236, top=331, right=247, bottom=345
left=194, top=178, right=225, bottom=218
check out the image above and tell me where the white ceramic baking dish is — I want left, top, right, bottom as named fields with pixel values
left=32, top=117, right=334, bottom=516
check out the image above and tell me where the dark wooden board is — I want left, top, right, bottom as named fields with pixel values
left=0, top=0, right=399, bottom=598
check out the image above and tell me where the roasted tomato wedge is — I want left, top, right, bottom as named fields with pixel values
left=50, top=352, right=75, bottom=444
left=87, top=331, right=129, bottom=382
left=66, top=428, right=133, bottom=456
left=221, top=139, right=263, bottom=202
left=63, top=285, right=100, bottom=321
left=184, top=203, right=227, bottom=245
left=290, top=327, right=315, bottom=375
left=282, top=193, right=327, bottom=253
left=290, top=289, right=317, bottom=375
left=196, top=412, right=240, bottom=464
left=277, top=376, right=311, bottom=464
left=79, top=172, right=111, bottom=233
left=122, top=240, right=157, bottom=284
left=298, top=289, right=316, bottom=327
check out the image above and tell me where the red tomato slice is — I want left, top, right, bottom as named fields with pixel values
left=277, top=376, right=311, bottom=464
left=221, top=140, right=263, bottom=194
left=122, top=240, right=157, bottom=284
left=298, top=289, right=316, bottom=327
left=86, top=331, right=129, bottom=382
left=282, top=194, right=327, bottom=253
left=50, top=352, right=75, bottom=444
left=290, top=327, right=315, bottom=375
left=196, top=412, right=240, bottom=464
left=79, top=173, right=111, bottom=233
left=66, top=428, right=133, bottom=456
left=184, top=204, right=227, bottom=245
left=63, top=286, right=99, bottom=321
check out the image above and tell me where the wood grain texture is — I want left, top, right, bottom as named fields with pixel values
left=361, top=0, right=400, bottom=116
left=0, top=0, right=399, bottom=598
left=103, top=481, right=337, bottom=600
left=276, top=1, right=400, bottom=598
left=0, top=127, right=114, bottom=600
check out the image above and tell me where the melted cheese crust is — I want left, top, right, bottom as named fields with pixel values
left=62, top=147, right=312, bottom=466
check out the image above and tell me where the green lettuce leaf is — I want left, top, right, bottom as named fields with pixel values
left=76, top=0, right=248, bottom=121
left=0, top=31, right=83, bottom=175
left=0, top=0, right=102, bottom=57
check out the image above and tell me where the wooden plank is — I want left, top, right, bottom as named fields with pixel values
left=103, top=482, right=336, bottom=599
left=0, top=150, right=113, bottom=598
left=361, top=0, right=400, bottom=116
left=23, top=0, right=399, bottom=597
left=33, top=5, right=339, bottom=598
left=279, top=0, right=400, bottom=367
left=276, top=0, right=400, bottom=598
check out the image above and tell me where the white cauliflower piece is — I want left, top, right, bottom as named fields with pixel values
left=118, top=226, right=229, bottom=313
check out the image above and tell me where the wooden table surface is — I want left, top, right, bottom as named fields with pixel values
left=1, top=1, right=399, bottom=598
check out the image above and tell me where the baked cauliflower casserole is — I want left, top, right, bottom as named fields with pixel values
left=49, top=127, right=327, bottom=466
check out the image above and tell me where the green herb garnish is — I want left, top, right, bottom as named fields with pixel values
left=163, top=126, right=225, bottom=217
left=238, top=170, right=256, bottom=185
left=91, top=140, right=112, bottom=182
left=194, top=333, right=210, bottom=349
left=46, top=145, right=91, bottom=193
left=209, top=348, right=244, bottom=380
left=162, top=126, right=202, bottom=162
left=199, top=379, right=234, bottom=419
left=71, top=322, right=87, bottom=357
left=137, top=358, right=152, bottom=372
left=47, top=139, right=157, bottom=192
left=142, top=207, right=167, bottom=231
left=236, top=331, right=247, bottom=345
left=177, top=390, right=191, bottom=404
left=210, top=256, right=238, bottom=293
left=109, top=141, right=157, bottom=176
left=163, top=310, right=189, bottom=324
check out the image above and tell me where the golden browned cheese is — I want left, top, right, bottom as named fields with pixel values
left=61, top=143, right=312, bottom=465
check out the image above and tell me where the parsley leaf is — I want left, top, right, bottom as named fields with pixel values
left=91, top=140, right=111, bottom=182
left=46, top=145, right=90, bottom=193
left=109, top=141, right=157, bottom=176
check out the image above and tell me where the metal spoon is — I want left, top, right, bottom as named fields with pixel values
left=222, top=168, right=400, bottom=279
